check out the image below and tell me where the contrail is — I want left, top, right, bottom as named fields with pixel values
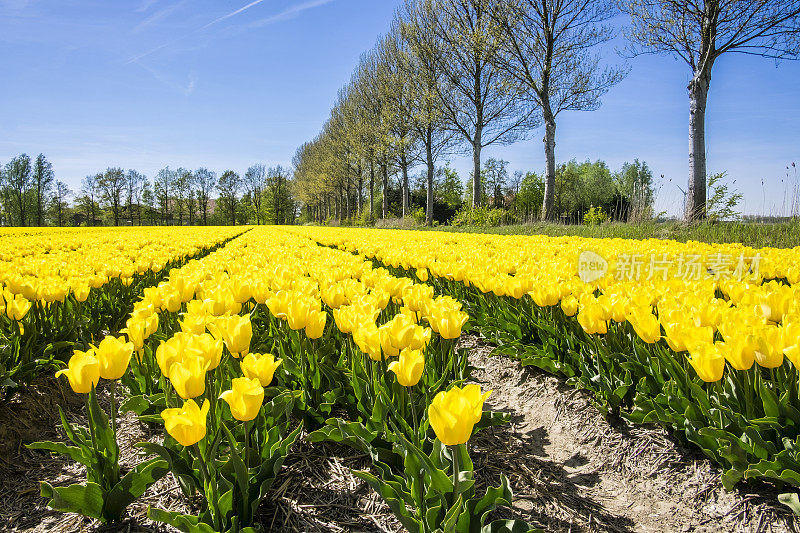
left=201, top=0, right=267, bottom=30
left=126, top=0, right=275, bottom=63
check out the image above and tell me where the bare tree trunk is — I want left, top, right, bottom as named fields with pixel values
left=472, top=134, right=482, bottom=208
left=382, top=161, right=388, bottom=219
left=369, top=158, right=375, bottom=220
left=426, top=133, right=434, bottom=226
left=401, top=151, right=410, bottom=218
left=541, top=105, right=557, bottom=221
left=686, top=73, right=710, bottom=222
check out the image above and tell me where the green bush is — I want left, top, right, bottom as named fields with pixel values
left=451, top=206, right=505, bottom=227
left=583, top=206, right=607, bottom=226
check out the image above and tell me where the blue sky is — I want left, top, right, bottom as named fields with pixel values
left=1, top=0, right=798, bottom=217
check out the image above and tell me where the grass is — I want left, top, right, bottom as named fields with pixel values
left=368, top=218, right=800, bottom=249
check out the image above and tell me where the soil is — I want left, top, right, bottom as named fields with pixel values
left=1, top=336, right=797, bottom=532
left=463, top=335, right=798, bottom=532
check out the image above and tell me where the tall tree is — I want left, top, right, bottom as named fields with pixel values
left=195, top=168, right=216, bottom=225
left=98, top=167, right=126, bottom=226
left=32, top=154, right=54, bottom=226
left=244, top=164, right=266, bottom=224
left=217, top=170, right=241, bottom=225
left=621, top=1, right=800, bottom=221
left=3, top=154, right=32, bottom=226
left=154, top=167, right=174, bottom=224
left=401, top=2, right=457, bottom=225
left=52, top=181, right=72, bottom=227
left=495, top=0, right=625, bottom=220
left=126, top=170, right=146, bottom=225
left=411, top=0, right=531, bottom=207
left=81, top=173, right=100, bottom=226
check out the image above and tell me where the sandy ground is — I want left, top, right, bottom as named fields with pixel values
left=0, top=336, right=797, bottom=532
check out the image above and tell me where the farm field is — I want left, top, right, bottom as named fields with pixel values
left=1, top=225, right=799, bottom=532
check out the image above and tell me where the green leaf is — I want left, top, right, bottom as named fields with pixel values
left=104, top=458, right=170, bottom=521
left=40, top=481, right=105, bottom=521
left=147, top=506, right=218, bottom=533
left=26, top=440, right=89, bottom=466
left=352, top=469, right=421, bottom=533
left=481, top=519, right=541, bottom=533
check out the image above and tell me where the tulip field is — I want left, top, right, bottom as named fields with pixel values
left=2, top=225, right=800, bottom=531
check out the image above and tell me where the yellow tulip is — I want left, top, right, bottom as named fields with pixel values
left=719, top=333, right=757, bottom=370
left=626, top=309, right=661, bottom=344
left=156, top=333, right=191, bottom=375
left=687, top=343, right=725, bottom=382
left=72, top=284, right=91, bottom=302
left=168, top=355, right=210, bottom=399
left=93, top=335, right=134, bottom=380
left=286, top=296, right=313, bottom=330
left=180, top=314, right=209, bottom=335
left=560, top=295, right=579, bottom=317
left=162, top=399, right=210, bottom=447
left=388, top=348, right=424, bottom=387
left=240, top=352, right=282, bottom=386
left=577, top=301, right=608, bottom=335
left=305, top=309, right=327, bottom=339
left=122, top=319, right=148, bottom=352
left=267, top=290, right=291, bottom=319
left=56, top=350, right=101, bottom=394
left=209, top=314, right=252, bottom=358
left=185, top=333, right=224, bottom=370
left=434, top=308, right=468, bottom=340
left=354, top=325, right=383, bottom=361
left=754, top=327, right=784, bottom=369
left=219, top=377, right=264, bottom=421
left=6, top=295, right=31, bottom=321
left=428, top=384, right=491, bottom=446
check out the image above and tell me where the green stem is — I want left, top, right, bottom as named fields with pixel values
left=193, top=443, right=222, bottom=531
left=451, top=445, right=460, bottom=506
left=111, top=380, right=117, bottom=440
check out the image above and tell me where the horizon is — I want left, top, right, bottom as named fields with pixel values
left=1, top=0, right=799, bottom=218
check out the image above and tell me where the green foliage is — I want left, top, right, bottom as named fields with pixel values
left=451, top=206, right=506, bottom=227
left=28, top=386, right=169, bottom=523
left=583, top=206, right=607, bottom=225
left=705, top=171, right=743, bottom=221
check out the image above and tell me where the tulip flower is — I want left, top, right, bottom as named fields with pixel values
left=162, top=399, right=210, bottom=447
left=627, top=309, right=662, bottom=344
left=185, top=333, right=224, bottom=370
left=286, top=297, right=313, bottom=330
left=73, top=284, right=91, bottom=302
left=687, top=343, right=725, bottom=382
left=219, top=377, right=264, bottom=422
left=354, top=325, right=382, bottom=361
left=122, top=319, right=148, bottom=352
left=6, top=295, right=31, bottom=321
left=305, top=309, right=327, bottom=339
left=428, top=384, right=491, bottom=446
left=388, top=349, right=424, bottom=387
left=93, top=335, right=134, bottom=380
left=560, top=295, right=579, bottom=317
left=209, top=315, right=252, bottom=358
left=719, top=333, right=757, bottom=370
left=168, top=355, right=210, bottom=399
left=56, top=350, right=101, bottom=394
left=180, top=314, right=209, bottom=336
left=754, top=326, right=784, bottom=368
left=240, top=352, right=282, bottom=387
left=156, top=333, right=191, bottom=376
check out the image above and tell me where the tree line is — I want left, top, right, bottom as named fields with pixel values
left=292, top=0, right=800, bottom=224
left=0, top=155, right=296, bottom=227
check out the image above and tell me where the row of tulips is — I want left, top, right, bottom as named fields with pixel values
left=287, top=226, right=800, bottom=513
left=0, top=226, right=247, bottom=393
left=32, top=227, right=537, bottom=533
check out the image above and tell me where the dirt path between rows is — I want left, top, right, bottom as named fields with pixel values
left=464, top=335, right=798, bottom=532
left=2, top=337, right=798, bottom=532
